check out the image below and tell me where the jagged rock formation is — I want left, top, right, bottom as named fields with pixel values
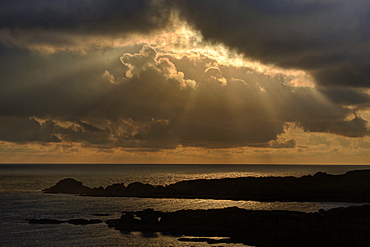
left=106, top=205, right=370, bottom=247
left=26, top=205, right=370, bottom=246
left=43, top=169, right=370, bottom=202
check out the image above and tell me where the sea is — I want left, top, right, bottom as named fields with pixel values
left=1, top=164, right=369, bottom=247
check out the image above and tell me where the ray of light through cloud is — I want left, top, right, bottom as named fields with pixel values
left=0, top=0, right=369, bottom=163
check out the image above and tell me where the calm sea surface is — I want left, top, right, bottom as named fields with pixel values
left=1, top=164, right=369, bottom=247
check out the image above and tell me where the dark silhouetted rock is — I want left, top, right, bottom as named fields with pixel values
left=67, top=219, right=103, bottom=225
left=126, top=182, right=156, bottom=195
left=107, top=205, right=370, bottom=247
left=42, top=178, right=91, bottom=194
left=43, top=169, right=370, bottom=203
left=120, top=212, right=135, bottom=223
left=137, top=208, right=161, bottom=224
left=178, top=237, right=235, bottom=244
left=92, top=213, right=111, bottom=216
left=104, top=183, right=126, bottom=196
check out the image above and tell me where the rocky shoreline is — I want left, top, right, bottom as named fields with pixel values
left=27, top=205, right=370, bottom=246
left=34, top=170, right=370, bottom=246
left=44, top=169, right=370, bottom=202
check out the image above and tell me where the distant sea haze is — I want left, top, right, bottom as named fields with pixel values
left=1, top=164, right=369, bottom=246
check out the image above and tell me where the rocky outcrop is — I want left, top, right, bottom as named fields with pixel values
left=42, top=178, right=92, bottom=194
left=67, top=219, right=103, bottom=225
left=104, top=183, right=126, bottom=196
left=43, top=169, right=370, bottom=202
left=26, top=205, right=370, bottom=246
left=106, top=205, right=370, bottom=247
left=92, top=213, right=110, bottom=216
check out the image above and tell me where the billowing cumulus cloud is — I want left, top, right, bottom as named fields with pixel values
left=270, top=139, right=296, bottom=149
left=171, top=0, right=370, bottom=89
left=0, top=0, right=369, bottom=160
left=1, top=0, right=370, bottom=90
left=0, top=43, right=368, bottom=149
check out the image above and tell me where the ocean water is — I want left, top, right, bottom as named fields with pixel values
left=1, top=164, right=369, bottom=247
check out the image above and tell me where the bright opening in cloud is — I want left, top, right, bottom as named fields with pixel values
left=0, top=0, right=369, bottom=164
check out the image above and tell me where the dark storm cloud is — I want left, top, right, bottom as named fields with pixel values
left=0, top=0, right=172, bottom=51
left=0, top=0, right=169, bottom=34
left=1, top=0, right=370, bottom=91
left=0, top=43, right=117, bottom=118
left=171, top=0, right=370, bottom=89
left=0, top=43, right=368, bottom=148
left=0, top=44, right=283, bottom=147
left=115, top=46, right=286, bottom=146
left=0, top=116, right=115, bottom=145
left=299, top=115, right=369, bottom=138
left=0, top=0, right=369, bottom=149
left=0, top=116, right=60, bottom=143
left=319, top=88, right=370, bottom=107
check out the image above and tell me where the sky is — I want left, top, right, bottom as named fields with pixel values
left=0, top=0, right=370, bottom=164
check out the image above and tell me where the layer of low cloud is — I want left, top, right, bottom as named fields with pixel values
left=0, top=43, right=368, bottom=149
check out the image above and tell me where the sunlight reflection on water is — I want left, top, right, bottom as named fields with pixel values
left=2, top=164, right=369, bottom=192
left=1, top=191, right=366, bottom=246
left=1, top=164, right=370, bottom=246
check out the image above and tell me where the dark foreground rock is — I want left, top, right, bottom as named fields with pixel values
left=67, top=219, right=103, bottom=225
left=43, top=178, right=92, bottom=194
left=177, top=237, right=237, bottom=244
left=106, top=205, right=370, bottom=247
left=92, top=213, right=111, bottom=216
left=44, top=169, right=370, bottom=202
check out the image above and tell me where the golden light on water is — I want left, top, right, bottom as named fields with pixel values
left=2, top=2, right=370, bottom=244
